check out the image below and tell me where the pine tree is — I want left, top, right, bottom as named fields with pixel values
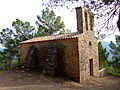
left=35, top=8, right=70, bottom=36
left=98, top=42, right=109, bottom=68
left=109, top=41, right=120, bottom=70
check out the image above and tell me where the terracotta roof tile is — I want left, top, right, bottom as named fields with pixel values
left=20, top=32, right=82, bottom=44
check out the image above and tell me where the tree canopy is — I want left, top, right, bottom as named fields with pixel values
left=35, top=8, right=70, bottom=36
left=98, top=41, right=109, bottom=68
left=109, top=40, right=120, bottom=72
left=0, top=19, right=35, bottom=60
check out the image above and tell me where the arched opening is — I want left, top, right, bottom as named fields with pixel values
left=90, top=13, right=94, bottom=31
left=85, top=11, right=88, bottom=30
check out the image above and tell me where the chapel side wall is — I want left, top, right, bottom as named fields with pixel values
left=19, top=44, right=31, bottom=64
left=19, top=38, right=79, bottom=82
left=78, top=31, right=99, bottom=83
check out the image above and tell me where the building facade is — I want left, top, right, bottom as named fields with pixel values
left=19, top=6, right=99, bottom=83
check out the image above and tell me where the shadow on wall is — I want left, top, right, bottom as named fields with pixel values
left=24, top=42, right=65, bottom=76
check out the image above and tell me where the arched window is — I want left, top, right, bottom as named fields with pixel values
left=90, top=13, right=94, bottom=31
left=85, top=12, right=88, bottom=30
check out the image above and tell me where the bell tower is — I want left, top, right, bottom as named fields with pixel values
left=75, top=6, right=94, bottom=34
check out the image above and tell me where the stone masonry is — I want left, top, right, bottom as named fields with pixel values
left=19, top=6, right=99, bottom=83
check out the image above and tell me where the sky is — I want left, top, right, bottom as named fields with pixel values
left=0, top=0, right=119, bottom=48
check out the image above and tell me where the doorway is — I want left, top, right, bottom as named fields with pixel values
left=89, top=59, right=93, bottom=76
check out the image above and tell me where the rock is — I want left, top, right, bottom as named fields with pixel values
left=21, top=70, right=25, bottom=73
left=28, top=74, right=32, bottom=77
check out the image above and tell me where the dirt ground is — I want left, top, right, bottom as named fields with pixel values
left=0, top=70, right=119, bottom=90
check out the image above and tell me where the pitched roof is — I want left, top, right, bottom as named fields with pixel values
left=20, top=32, right=82, bottom=44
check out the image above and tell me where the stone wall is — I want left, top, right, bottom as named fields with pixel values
left=76, top=7, right=94, bottom=34
left=78, top=31, right=99, bottom=83
left=20, top=38, right=79, bottom=82
left=99, top=68, right=107, bottom=77
left=24, top=42, right=64, bottom=76
left=76, top=6, right=99, bottom=82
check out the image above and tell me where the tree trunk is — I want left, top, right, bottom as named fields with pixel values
left=117, top=10, right=120, bottom=31
left=8, top=59, right=12, bottom=69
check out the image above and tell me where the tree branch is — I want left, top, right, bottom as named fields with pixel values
left=117, top=9, right=120, bottom=31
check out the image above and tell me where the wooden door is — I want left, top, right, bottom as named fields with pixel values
left=89, top=59, right=93, bottom=76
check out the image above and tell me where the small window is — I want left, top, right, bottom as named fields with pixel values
left=85, top=12, right=88, bottom=30
left=90, top=13, right=94, bottom=31
left=89, top=41, right=92, bottom=46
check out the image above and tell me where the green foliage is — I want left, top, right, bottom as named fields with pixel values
left=35, top=8, right=69, bottom=36
left=0, top=51, right=6, bottom=60
left=109, top=35, right=120, bottom=76
left=59, top=29, right=71, bottom=34
left=98, top=41, right=109, bottom=68
left=107, top=66, right=120, bottom=76
left=98, top=41, right=120, bottom=76
left=115, top=35, right=120, bottom=45
left=0, top=28, right=16, bottom=59
left=12, top=19, right=35, bottom=41
left=0, top=51, right=11, bottom=69
left=0, top=19, right=36, bottom=69
left=109, top=41, right=120, bottom=69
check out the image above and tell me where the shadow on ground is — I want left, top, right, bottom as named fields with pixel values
left=0, top=70, right=119, bottom=90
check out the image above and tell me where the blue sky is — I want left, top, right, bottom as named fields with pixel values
left=0, top=0, right=119, bottom=48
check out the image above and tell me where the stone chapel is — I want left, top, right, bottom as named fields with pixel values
left=19, top=6, right=99, bottom=83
